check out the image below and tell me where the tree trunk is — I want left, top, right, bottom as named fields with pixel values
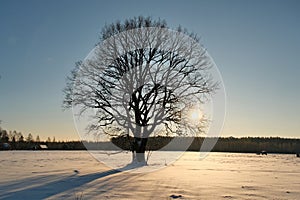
left=131, top=137, right=148, bottom=164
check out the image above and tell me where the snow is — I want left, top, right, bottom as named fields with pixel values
left=0, top=151, right=300, bottom=199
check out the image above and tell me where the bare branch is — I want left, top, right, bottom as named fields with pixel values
left=64, top=16, right=217, bottom=141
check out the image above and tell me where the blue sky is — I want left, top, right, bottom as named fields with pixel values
left=0, top=0, right=299, bottom=140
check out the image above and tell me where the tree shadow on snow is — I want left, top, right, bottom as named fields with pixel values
left=0, top=166, right=139, bottom=200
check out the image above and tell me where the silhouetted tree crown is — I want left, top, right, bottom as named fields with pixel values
left=63, top=16, right=217, bottom=163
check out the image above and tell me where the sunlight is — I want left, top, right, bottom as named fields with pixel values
left=189, top=109, right=202, bottom=122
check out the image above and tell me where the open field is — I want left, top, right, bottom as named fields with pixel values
left=0, top=151, right=299, bottom=199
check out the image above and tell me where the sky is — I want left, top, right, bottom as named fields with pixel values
left=0, top=0, right=299, bottom=141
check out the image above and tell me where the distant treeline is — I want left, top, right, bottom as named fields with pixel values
left=0, top=127, right=86, bottom=150
left=1, top=128, right=300, bottom=153
left=111, top=136, right=300, bottom=154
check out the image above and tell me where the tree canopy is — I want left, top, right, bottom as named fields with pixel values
left=64, top=16, right=218, bottom=163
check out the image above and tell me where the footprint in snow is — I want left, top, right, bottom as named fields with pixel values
left=170, top=194, right=183, bottom=199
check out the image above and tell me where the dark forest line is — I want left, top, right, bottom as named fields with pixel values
left=1, top=133, right=300, bottom=154
left=110, top=136, right=300, bottom=154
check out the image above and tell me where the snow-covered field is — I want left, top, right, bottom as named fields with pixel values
left=0, top=151, right=299, bottom=199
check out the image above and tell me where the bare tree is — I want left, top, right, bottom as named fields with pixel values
left=36, top=135, right=40, bottom=142
left=26, top=133, right=34, bottom=143
left=64, top=16, right=218, bottom=164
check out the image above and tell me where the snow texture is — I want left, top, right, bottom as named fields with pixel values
left=0, top=151, right=299, bottom=199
